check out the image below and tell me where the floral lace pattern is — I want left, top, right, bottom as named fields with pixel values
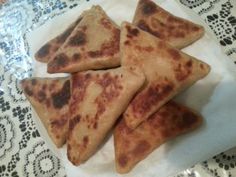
left=180, top=0, right=236, bottom=63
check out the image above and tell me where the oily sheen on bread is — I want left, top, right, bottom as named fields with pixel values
left=47, top=5, right=120, bottom=73
left=133, top=0, right=204, bottom=49
left=114, top=101, right=203, bottom=173
left=121, top=22, right=210, bottom=129
left=21, top=77, right=70, bottom=147
left=67, top=67, right=145, bottom=165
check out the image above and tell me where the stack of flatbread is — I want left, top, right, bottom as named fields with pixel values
left=21, top=0, right=211, bottom=174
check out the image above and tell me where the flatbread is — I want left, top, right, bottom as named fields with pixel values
left=133, top=0, right=204, bottom=49
left=35, top=16, right=83, bottom=63
left=47, top=5, right=120, bottom=73
left=21, top=77, right=70, bottom=148
left=67, top=67, right=145, bottom=165
left=114, top=101, right=203, bottom=173
left=121, top=22, right=210, bottom=129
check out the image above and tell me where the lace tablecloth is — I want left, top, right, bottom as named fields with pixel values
left=0, top=0, right=236, bottom=177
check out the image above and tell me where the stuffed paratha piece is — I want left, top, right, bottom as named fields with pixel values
left=67, top=67, right=145, bottom=165
left=21, top=77, right=70, bottom=147
left=48, top=5, right=120, bottom=73
left=114, top=101, right=203, bottom=173
left=133, top=0, right=204, bottom=49
left=121, top=22, right=210, bottom=129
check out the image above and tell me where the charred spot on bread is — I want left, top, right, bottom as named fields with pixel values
left=141, top=0, right=157, bottom=15
left=37, top=90, right=46, bottom=102
left=52, top=80, right=70, bottom=109
left=118, top=154, right=128, bottom=168
left=36, top=44, right=51, bottom=58
left=49, top=53, right=69, bottom=70
left=72, top=53, right=81, bottom=61
left=69, top=115, right=81, bottom=130
left=167, top=48, right=181, bottom=60
left=126, top=25, right=139, bottom=38
left=24, top=86, right=33, bottom=96
left=69, top=31, right=86, bottom=46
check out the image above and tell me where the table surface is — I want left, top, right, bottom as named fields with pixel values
left=0, top=0, right=236, bottom=177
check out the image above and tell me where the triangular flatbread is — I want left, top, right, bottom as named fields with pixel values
left=35, top=16, right=83, bottom=63
left=67, top=67, right=145, bottom=165
left=133, top=0, right=204, bottom=49
left=47, top=5, right=120, bottom=73
left=121, top=22, right=210, bottom=129
left=114, top=101, right=203, bottom=173
left=21, top=77, right=70, bottom=147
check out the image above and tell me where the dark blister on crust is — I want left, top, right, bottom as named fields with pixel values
left=47, top=53, right=69, bottom=72
left=36, top=44, right=51, bottom=59
left=173, top=59, right=193, bottom=81
left=141, top=0, right=157, bottom=15
left=68, top=31, right=87, bottom=46
left=69, top=115, right=81, bottom=131
left=52, top=80, right=71, bottom=109
left=24, top=86, right=33, bottom=96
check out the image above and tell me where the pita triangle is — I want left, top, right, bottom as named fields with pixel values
left=133, top=0, right=204, bottom=49
left=121, top=22, right=210, bottom=129
left=67, top=67, right=145, bottom=165
left=114, top=101, right=203, bottom=173
left=47, top=5, right=120, bottom=73
left=21, top=77, right=70, bottom=148
left=35, top=16, right=83, bottom=63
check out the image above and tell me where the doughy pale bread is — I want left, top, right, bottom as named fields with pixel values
left=48, top=5, right=120, bottom=73
left=35, top=16, right=83, bottom=63
left=114, top=101, right=203, bottom=173
left=121, top=22, right=210, bottom=129
left=67, top=67, right=145, bottom=165
left=133, top=0, right=204, bottom=49
left=21, top=77, right=70, bottom=148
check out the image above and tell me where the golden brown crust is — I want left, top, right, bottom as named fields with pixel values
left=133, top=0, right=205, bottom=49
left=114, top=101, right=203, bottom=173
left=21, top=77, right=70, bottom=147
left=35, top=17, right=83, bottom=63
left=121, top=22, right=210, bottom=129
left=67, top=67, right=145, bottom=165
left=47, top=5, right=120, bottom=73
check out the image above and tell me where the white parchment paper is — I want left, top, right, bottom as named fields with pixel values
left=27, top=0, right=236, bottom=176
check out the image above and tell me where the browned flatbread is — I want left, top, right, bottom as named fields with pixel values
left=121, top=22, right=210, bottom=129
left=21, top=77, right=70, bottom=147
left=114, top=101, right=203, bottom=173
left=47, top=5, right=120, bottom=73
left=133, top=0, right=204, bottom=49
left=67, top=67, right=145, bottom=165
left=35, top=16, right=83, bottom=63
